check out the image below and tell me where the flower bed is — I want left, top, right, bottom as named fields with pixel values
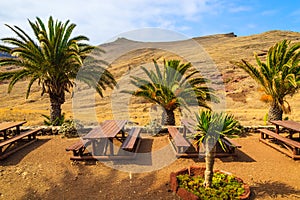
left=170, top=166, right=250, bottom=200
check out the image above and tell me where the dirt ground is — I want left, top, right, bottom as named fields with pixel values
left=0, top=132, right=299, bottom=200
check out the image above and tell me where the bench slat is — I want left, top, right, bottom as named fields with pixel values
left=66, top=140, right=90, bottom=151
left=0, top=128, right=40, bottom=159
left=259, top=128, right=300, bottom=159
left=66, top=139, right=91, bottom=156
left=0, top=128, right=41, bottom=147
left=223, top=137, right=241, bottom=148
left=168, top=127, right=190, bottom=147
left=259, top=129, right=300, bottom=148
left=121, top=127, right=141, bottom=150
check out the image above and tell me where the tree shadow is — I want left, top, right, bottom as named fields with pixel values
left=183, top=149, right=256, bottom=163
left=218, top=149, right=256, bottom=162
left=250, top=180, right=300, bottom=199
left=20, top=162, right=179, bottom=199
left=0, top=138, right=51, bottom=166
left=112, top=138, right=155, bottom=166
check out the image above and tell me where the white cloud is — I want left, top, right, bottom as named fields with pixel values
left=228, top=6, right=251, bottom=13
left=0, top=0, right=226, bottom=44
left=261, top=10, right=278, bottom=16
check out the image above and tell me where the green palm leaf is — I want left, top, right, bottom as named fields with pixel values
left=0, top=16, right=116, bottom=125
left=123, top=59, right=218, bottom=125
left=232, top=39, right=300, bottom=120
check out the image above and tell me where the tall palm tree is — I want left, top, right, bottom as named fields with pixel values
left=124, top=59, right=218, bottom=125
left=194, top=110, right=241, bottom=188
left=0, top=16, right=116, bottom=125
left=232, top=40, right=300, bottom=120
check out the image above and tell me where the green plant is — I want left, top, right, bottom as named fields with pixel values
left=59, top=119, right=83, bottom=138
left=145, top=119, right=162, bottom=136
left=123, top=59, right=218, bottom=125
left=177, top=172, right=245, bottom=199
left=194, top=110, right=241, bottom=188
left=42, top=113, right=65, bottom=126
left=232, top=40, right=300, bottom=120
left=0, top=16, right=116, bottom=125
left=263, top=112, right=268, bottom=125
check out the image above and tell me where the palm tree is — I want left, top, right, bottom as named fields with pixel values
left=124, top=59, right=218, bottom=125
left=232, top=40, right=300, bottom=120
left=194, top=110, right=241, bottom=188
left=0, top=16, right=116, bottom=125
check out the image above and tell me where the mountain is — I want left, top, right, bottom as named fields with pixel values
left=1, top=30, right=300, bottom=126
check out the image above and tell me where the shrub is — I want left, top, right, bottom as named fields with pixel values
left=177, top=172, right=245, bottom=199
left=145, top=119, right=162, bottom=136
left=59, top=119, right=83, bottom=138
left=42, top=113, right=65, bottom=126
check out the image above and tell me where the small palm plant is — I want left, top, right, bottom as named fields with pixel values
left=124, top=59, right=218, bottom=125
left=232, top=40, right=300, bottom=120
left=194, top=110, right=241, bottom=188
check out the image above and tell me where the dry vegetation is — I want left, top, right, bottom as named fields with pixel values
left=1, top=31, right=300, bottom=200
left=1, top=30, right=300, bottom=126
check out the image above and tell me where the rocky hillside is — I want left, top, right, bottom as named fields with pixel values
left=1, top=30, right=300, bottom=126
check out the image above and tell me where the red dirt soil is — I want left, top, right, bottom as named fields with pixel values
left=0, top=133, right=299, bottom=200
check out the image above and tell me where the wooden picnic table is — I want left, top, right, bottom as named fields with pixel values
left=0, top=121, right=27, bottom=140
left=270, top=120, right=300, bottom=138
left=181, top=119, right=195, bottom=138
left=82, top=120, right=128, bottom=156
left=259, top=120, right=300, bottom=159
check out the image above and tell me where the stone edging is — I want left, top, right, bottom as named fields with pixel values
left=170, top=166, right=251, bottom=200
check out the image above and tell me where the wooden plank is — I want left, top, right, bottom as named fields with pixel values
left=70, top=154, right=138, bottom=161
left=121, top=127, right=141, bottom=150
left=66, top=140, right=90, bottom=151
left=259, top=128, right=300, bottom=159
left=0, top=121, right=27, bottom=139
left=0, top=128, right=41, bottom=147
left=0, top=121, right=26, bottom=131
left=181, top=120, right=196, bottom=134
left=270, top=120, right=300, bottom=132
left=83, top=120, right=128, bottom=139
left=259, top=138, right=300, bottom=160
left=223, top=137, right=241, bottom=148
left=0, top=139, right=37, bottom=160
left=259, top=129, right=300, bottom=148
left=168, top=127, right=190, bottom=147
left=70, top=137, right=142, bottom=161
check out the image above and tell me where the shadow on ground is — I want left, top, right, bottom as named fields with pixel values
left=187, top=149, right=256, bottom=163
left=0, top=138, right=51, bottom=166
left=20, top=162, right=179, bottom=200
left=249, top=180, right=300, bottom=199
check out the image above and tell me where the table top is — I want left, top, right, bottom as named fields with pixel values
left=181, top=119, right=196, bottom=134
left=270, top=120, right=300, bottom=132
left=82, top=120, right=128, bottom=139
left=0, top=121, right=27, bottom=132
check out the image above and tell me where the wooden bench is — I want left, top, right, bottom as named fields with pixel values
left=66, top=139, right=91, bottom=156
left=0, top=128, right=41, bottom=160
left=168, top=126, right=190, bottom=154
left=259, top=128, right=300, bottom=159
left=121, top=127, right=142, bottom=151
left=222, top=136, right=242, bottom=153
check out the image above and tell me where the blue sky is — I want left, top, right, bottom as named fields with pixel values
left=0, top=0, right=300, bottom=44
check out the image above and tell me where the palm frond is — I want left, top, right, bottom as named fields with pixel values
left=232, top=39, right=300, bottom=117
left=125, top=59, right=217, bottom=117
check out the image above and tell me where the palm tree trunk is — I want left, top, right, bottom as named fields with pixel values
left=162, top=109, right=175, bottom=125
left=268, top=101, right=283, bottom=121
left=50, top=92, right=64, bottom=126
left=204, top=138, right=216, bottom=188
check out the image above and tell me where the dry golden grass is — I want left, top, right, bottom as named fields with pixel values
left=1, top=30, right=300, bottom=126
